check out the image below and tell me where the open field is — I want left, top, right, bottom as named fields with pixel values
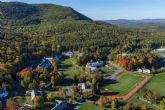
left=128, top=73, right=165, bottom=110
left=103, top=73, right=144, bottom=96
left=100, top=67, right=113, bottom=75
left=145, top=73, right=165, bottom=96
left=60, top=58, right=84, bottom=79
left=79, top=103, right=104, bottom=110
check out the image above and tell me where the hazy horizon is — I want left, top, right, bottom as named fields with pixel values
left=1, top=0, right=165, bottom=20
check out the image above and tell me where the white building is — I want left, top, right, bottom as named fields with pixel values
left=45, top=57, right=53, bottom=63
left=138, top=68, right=151, bottom=73
left=31, top=90, right=39, bottom=100
left=78, top=83, right=93, bottom=93
left=86, top=61, right=104, bottom=68
left=85, top=60, right=103, bottom=73
left=155, top=48, right=165, bottom=52
left=62, top=51, right=83, bottom=58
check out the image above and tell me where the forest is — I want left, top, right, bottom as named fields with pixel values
left=0, top=1, right=165, bottom=89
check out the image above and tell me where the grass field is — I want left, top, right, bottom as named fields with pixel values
left=100, top=67, right=113, bottom=75
left=128, top=73, right=165, bottom=110
left=104, top=73, right=144, bottom=96
left=79, top=103, right=104, bottom=110
left=145, top=73, right=165, bottom=96
left=60, top=58, right=84, bottom=79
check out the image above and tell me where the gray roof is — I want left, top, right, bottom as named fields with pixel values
left=51, top=100, right=67, bottom=110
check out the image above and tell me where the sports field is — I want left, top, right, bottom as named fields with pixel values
left=104, top=73, right=144, bottom=96
left=79, top=103, right=104, bottom=110
left=145, top=73, right=165, bottom=96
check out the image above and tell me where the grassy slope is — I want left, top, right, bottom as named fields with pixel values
left=128, top=73, right=165, bottom=110
left=60, top=58, right=84, bottom=79
left=145, top=73, right=165, bottom=96
left=104, top=73, right=144, bottom=96
left=79, top=103, right=104, bottom=110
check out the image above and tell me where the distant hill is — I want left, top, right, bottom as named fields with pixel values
left=104, top=19, right=165, bottom=27
left=0, top=2, right=91, bottom=25
left=102, top=19, right=165, bottom=32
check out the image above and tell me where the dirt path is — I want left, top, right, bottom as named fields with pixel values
left=113, top=76, right=152, bottom=101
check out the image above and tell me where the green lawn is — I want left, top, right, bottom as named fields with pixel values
left=104, top=73, right=144, bottom=96
left=145, top=73, right=165, bottom=96
left=100, top=67, right=113, bottom=75
left=128, top=73, right=165, bottom=110
left=12, top=96, right=26, bottom=106
left=60, top=58, right=84, bottom=79
left=79, top=103, right=104, bottom=110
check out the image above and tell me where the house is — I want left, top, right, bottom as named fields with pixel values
left=73, top=51, right=83, bottom=57
left=31, top=89, right=39, bottom=100
left=55, top=54, right=62, bottom=62
left=51, top=100, right=67, bottom=110
left=0, top=89, right=8, bottom=100
left=38, top=58, right=52, bottom=70
left=85, top=60, right=103, bottom=73
left=62, top=51, right=73, bottom=58
left=26, top=90, right=32, bottom=96
left=78, top=83, right=93, bottom=93
left=155, top=48, right=165, bottom=52
left=86, top=60, right=104, bottom=68
left=138, top=68, right=151, bottom=73
left=62, top=51, right=83, bottom=58
left=41, top=82, right=51, bottom=88
left=45, top=57, right=53, bottom=63
left=85, top=66, right=99, bottom=73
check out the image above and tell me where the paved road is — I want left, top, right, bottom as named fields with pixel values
left=104, top=61, right=123, bottom=80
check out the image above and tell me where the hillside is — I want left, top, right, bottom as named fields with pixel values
left=0, top=2, right=164, bottom=58
left=104, top=19, right=165, bottom=27
left=103, top=19, right=165, bottom=32
left=0, top=2, right=91, bottom=25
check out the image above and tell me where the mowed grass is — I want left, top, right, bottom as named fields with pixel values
left=104, top=73, right=144, bottom=96
left=79, top=103, right=104, bottom=110
left=60, top=58, right=84, bottom=79
left=100, top=67, right=113, bottom=75
left=145, top=73, right=165, bottom=96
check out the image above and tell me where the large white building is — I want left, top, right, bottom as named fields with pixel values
left=85, top=60, right=103, bottom=73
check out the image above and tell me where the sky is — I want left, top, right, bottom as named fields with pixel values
left=1, top=0, right=165, bottom=20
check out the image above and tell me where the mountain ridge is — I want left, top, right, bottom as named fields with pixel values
left=0, top=1, right=91, bottom=25
left=102, top=19, right=165, bottom=27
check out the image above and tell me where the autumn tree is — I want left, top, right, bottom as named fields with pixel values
left=34, top=96, right=44, bottom=108
left=160, top=98, right=165, bottom=110
left=59, top=87, right=66, bottom=99
left=98, top=96, right=107, bottom=108
left=141, top=104, right=148, bottom=110
left=6, top=100, right=19, bottom=110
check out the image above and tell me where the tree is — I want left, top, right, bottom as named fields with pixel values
left=123, top=104, right=132, bottom=110
left=141, top=104, right=148, bottom=110
left=160, top=98, right=165, bottom=110
left=59, top=88, right=66, bottom=99
left=118, top=56, right=128, bottom=69
left=46, top=93, right=54, bottom=101
left=51, top=73, right=58, bottom=88
left=98, top=96, right=107, bottom=108
left=6, top=100, right=19, bottom=110
left=28, top=79, right=38, bottom=89
left=34, top=96, right=44, bottom=108
left=111, top=98, right=117, bottom=110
